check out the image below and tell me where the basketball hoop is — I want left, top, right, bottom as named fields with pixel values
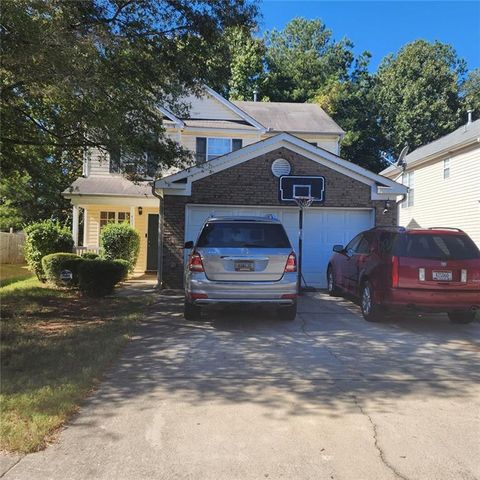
left=293, top=196, right=314, bottom=209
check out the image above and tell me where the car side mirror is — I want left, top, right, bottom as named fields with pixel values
left=333, top=244, right=344, bottom=253
left=184, top=241, right=194, bottom=249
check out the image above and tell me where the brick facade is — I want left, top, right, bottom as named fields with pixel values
left=162, top=147, right=397, bottom=287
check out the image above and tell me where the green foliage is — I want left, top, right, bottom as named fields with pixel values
left=461, top=68, right=480, bottom=119
left=100, top=223, right=140, bottom=272
left=112, top=259, right=130, bottom=282
left=1, top=0, right=258, bottom=181
left=77, top=259, right=126, bottom=297
left=24, top=220, right=74, bottom=281
left=264, top=18, right=354, bottom=102
left=81, top=252, right=99, bottom=260
left=41, top=253, right=82, bottom=287
left=315, top=54, right=388, bottom=172
left=227, top=27, right=265, bottom=101
left=375, top=40, right=466, bottom=156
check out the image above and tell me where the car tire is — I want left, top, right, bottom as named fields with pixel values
left=448, top=311, right=476, bottom=324
left=184, top=301, right=201, bottom=320
left=327, top=265, right=340, bottom=297
left=360, top=281, right=382, bottom=322
left=278, top=303, right=297, bottom=321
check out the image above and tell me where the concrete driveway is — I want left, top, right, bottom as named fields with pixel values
left=2, top=293, right=479, bottom=480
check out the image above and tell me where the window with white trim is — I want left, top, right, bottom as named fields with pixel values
left=443, top=158, right=450, bottom=179
left=100, top=211, right=130, bottom=229
left=402, top=171, right=414, bottom=208
left=195, top=137, right=242, bottom=163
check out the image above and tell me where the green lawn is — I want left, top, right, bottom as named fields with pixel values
left=0, top=264, right=33, bottom=287
left=0, top=278, right=156, bottom=453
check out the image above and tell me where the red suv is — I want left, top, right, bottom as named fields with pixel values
left=327, top=227, right=480, bottom=323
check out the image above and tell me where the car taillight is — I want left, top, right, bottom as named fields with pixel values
left=285, top=252, right=297, bottom=272
left=418, top=267, right=425, bottom=281
left=188, top=251, right=204, bottom=272
left=391, top=255, right=399, bottom=288
left=461, top=269, right=467, bottom=283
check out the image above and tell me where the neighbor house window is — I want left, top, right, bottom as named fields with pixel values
left=195, top=137, right=242, bottom=163
left=100, top=211, right=130, bottom=229
left=443, top=158, right=450, bottom=179
left=402, top=171, right=414, bottom=208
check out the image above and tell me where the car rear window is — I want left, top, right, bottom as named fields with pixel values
left=391, top=233, right=480, bottom=260
left=197, top=222, right=291, bottom=248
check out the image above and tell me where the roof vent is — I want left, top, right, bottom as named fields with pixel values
left=271, top=158, right=291, bottom=177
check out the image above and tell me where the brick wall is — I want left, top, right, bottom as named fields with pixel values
left=162, top=147, right=398, bottom=287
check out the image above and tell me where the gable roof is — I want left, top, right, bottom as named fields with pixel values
left=233, top=101, right=344, bottom=135
left=155, top=132, right=406, bottom=197
left=63, top=176, right=153, bottom=198
left=381, top=119, right=480, bottom=177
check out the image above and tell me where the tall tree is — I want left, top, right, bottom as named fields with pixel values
left=315, top=53, right=388, bottom=172
left=1, top=0, right=258, bottom=178
left=461, top=68, right=480, bottom=120
left=226, top=27, right=265, bottom=101
left=263, top=17, right=354, bottom=102
left=375, top=40, right=466, bottom=156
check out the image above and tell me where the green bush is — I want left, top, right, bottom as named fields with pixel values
left=78, top=259, right=126, bottom=297
left=100, top=223, right=140, bottom=272
left=42, top=253, right=83, bottom=287
left=81, top=252, right=99, bottom=260
left=24, top=220, right=74, bottom=281
left=113, top=259, right=129, bottom=282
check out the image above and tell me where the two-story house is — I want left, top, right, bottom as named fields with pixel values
left=64, top=86, right=406, bottom=288
left=381, top=116, right=480, bottom=246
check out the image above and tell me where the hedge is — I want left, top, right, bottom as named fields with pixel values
left=42, top=253, right=83, bottom=287
left=77, top=259, right=128, bottom=297
left=24, top=220, right=74, bottom=281
left=81, top=252, right=99, bottom=260
left=100, top=223, right=140, bottom=272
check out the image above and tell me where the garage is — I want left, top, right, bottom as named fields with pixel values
left=185, top=204, right=374, bottom=288
left=155, top=133, right=406, bottom=288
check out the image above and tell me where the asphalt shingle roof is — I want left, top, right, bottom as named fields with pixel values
left=63, top=176, right=154, bottom=197
left=232, top=101, right=344, bottom=134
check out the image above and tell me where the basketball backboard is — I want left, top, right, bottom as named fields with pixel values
left=279, top=176, right=325, bottom=203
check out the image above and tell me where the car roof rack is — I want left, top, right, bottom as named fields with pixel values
left=427, top=227, right=464, bottom=232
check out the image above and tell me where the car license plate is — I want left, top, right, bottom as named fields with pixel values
left=235, top=260, right=254, bottom=272
left=432, top=271, right=452, bottom=281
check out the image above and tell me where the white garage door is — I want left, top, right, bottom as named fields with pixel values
left=184, top=205, right=374, bottom=288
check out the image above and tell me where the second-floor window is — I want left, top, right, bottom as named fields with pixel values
left=402, top=171, right=414, bottom=208
left=196, top=137, right=242, bottom=163
left=443, top=158, right=450, bottom=179
left=109, top=148, right=157, bottom=178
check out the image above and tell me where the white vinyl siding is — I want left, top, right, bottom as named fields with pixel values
left=398, top=146, right=480, bottom=246
left=402, top=171, right=414, bottom=208
left=182, top=93, right=244, bottom=120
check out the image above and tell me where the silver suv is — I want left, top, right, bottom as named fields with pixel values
left=184, top=216, right=298, bottom=321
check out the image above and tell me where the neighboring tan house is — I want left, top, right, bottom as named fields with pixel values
left=64, top=86, right=406, bottom=287
left=381, top=117, right=480, bottom=246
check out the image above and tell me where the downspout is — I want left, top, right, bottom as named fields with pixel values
left=151, top=181, right=164, bottom=289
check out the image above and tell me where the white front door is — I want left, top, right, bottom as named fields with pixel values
left=184, top=205, right=374, bottom=288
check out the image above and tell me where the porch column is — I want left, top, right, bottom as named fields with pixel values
left=83, top=208, right=88, bottom=246
left=130, top=206, right=135, bottom=228
left=72, top=205, right=79, bottom=247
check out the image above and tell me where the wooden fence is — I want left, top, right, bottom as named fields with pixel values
left=0, top=231, right=26, bottom=264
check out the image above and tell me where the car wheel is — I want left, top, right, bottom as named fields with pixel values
left=184, top=301, right=201, bottom=320
left=448, top=311, right=476, bottom=324
left=360, top=281, right=382, bottom=322
left=327, top=266, right=340, bottom=297
left=278, top=303, right=297, bottom=321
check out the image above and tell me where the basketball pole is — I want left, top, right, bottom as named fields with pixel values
left=297, top=206, right=303, bottom=295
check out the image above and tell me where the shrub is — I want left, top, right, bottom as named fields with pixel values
left=78, top=259, right=126, bottom=297
left=24, top=220, right=74, bottom=281
left=100, top=223, right=140, bottom=272
left=42, top=253, right=83, bottom=287
left=113, top=259, right=129, bottom=282
left=81, top=252, right=99, bottom=260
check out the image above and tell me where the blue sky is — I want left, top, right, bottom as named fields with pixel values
left=258, top=1, right=480, bottom=73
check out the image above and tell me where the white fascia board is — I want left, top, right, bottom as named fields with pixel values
left=155, top=132, right=406, bottom=193
left=181, top=126, right=260, bottom=135
left=158, top=106, right=185, bottom=129
left=64, top=194, right=159, bottom=207
left=203, top=86, right=268, bottom=133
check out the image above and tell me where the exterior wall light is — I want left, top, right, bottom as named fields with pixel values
left=138, top=206, right=143, bottom=215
